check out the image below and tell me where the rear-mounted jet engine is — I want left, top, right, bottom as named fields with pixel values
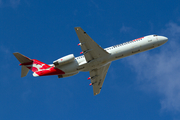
left=53, top=54, right=75, bottom=66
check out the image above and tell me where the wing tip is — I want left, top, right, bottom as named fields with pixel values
left=74, top=27, right=81, bottom=30
left=94, top=92, right=100, bottom=96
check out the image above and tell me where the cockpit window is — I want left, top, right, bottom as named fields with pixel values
left=153, top=35, right=158, bottom=36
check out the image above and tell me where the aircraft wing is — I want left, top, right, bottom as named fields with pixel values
left=74, top=27, right=110, bottom=62
left=89, top=62, right=111, bottom=96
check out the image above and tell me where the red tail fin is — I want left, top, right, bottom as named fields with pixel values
left=14, top=52, right=65, bottom=77
left=26, top=59, right=50, bottom=72
left=13, top=52, right=51, bottom=77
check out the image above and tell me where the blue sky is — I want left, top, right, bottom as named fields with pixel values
left=1, top=0, right=180, bottom=119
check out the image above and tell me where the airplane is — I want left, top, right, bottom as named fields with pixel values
left=13, top=27, right=168, bottom=95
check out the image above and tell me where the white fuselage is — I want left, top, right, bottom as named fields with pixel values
left=56, top=35, right=168, bottom=77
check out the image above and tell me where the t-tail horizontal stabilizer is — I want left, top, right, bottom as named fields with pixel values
left=13, top=52, right=32, bottom=77
left=13, top=52, right=63, bottom=77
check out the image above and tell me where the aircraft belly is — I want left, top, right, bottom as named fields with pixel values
left=109, top=46, right=133, bottom=61
left=79, top=58, right=109, bottom=72
left=141, top=39, right=156, bottom=51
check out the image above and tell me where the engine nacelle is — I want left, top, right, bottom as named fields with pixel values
left=53, top=54, right=75, bottom=66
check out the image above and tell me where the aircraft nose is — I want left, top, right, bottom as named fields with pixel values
left=158, top=36, right=168, bottom=44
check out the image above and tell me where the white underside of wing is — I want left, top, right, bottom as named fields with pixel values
left=89, top=62, right=111, bottom=95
